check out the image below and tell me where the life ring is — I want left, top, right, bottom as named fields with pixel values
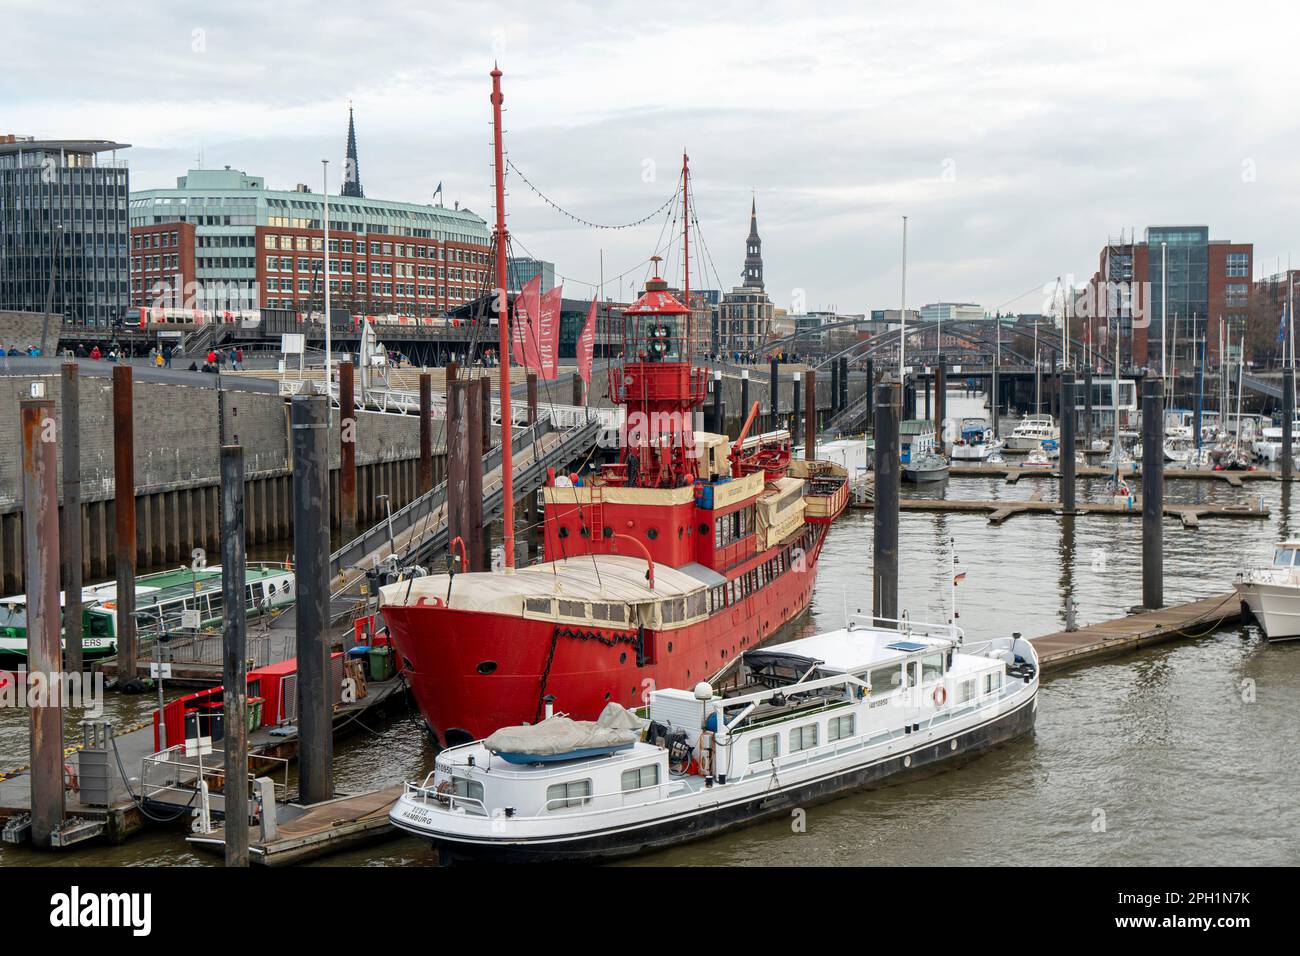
left=932, top=685, right=948, bottom=707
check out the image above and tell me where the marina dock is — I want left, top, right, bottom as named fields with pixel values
left=1030, top=593, right=1245, bottom=672
left=948, top=462, right=1279, bottom=487
left=188, top=785, right=403, bottom=866
left=851, top=495, right=1269, bottom=527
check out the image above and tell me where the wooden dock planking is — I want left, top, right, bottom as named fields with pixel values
left=947, top=463, right=1275, bottom=485
left=1030, top=593, right=1244, bottom=672
left=851, top=498, right=1268, bottom=526
left=190, top=784, right=403, bottom=866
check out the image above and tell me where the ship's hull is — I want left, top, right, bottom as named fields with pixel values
left=1235, top=579, right=1300, bottom=641
left=383, top=526, right=829, bottom=747
left=395, top=688, right=1038, bottom=863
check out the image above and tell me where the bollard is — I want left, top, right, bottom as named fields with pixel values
left=219, top=445, right=249, bottom=867
left=291, top=395, right=334, bottom=804
left=740, top=370, right=750, bottom=439
left=1284, top=368, right=1294, bottom=482
left=418, top=372, right=433, bottom=494
left=712, top=370, right=723, bottom=434
left=466, top=380, right=485, bottom=570
left=446, top=382, right=471, bottom=566
left=339, top=361, right=357, bottom=540
left=934, top=364, right=946, bottom=453
left=804, top=370, right=817, bottom=460
left=769, top=357, right=779, bottom=431
left=865, top=359, right=875, bottom=433
left=61, top=363, right=83, bottom=673
left=792, top=372, right=802, bottom=448
left=111, top=365, right=139, bottom=688
left=1141, top=379, right=1164, bottom=609
left=21, top=398, right=65, bottom=847
left=1083, top=366, right=1094, bottom=451
left=1060, top=370, right=1076, bottom=514
left=872, top=383, right=899, bottom=626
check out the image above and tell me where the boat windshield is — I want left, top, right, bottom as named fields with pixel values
left=1273, top=548, right=1296, bottom=568
left=0, top=604, right=26, bottom=629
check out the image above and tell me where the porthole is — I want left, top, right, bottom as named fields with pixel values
left=647, top=528, right=659, bottom=540
left=603, top=527, right=613, bottom=538
left=558, top=526, right=569, bottom=538
left=619, top=652, right=627, bottom=664
left=950, top=739, right=958, bottom=751
left=667, top=641, right=673, bottom=653
left=903, top=755, right=912, bottom=768
left=698, top=523, right=709, bottom=535
left=579, top=525, right=590, bottom=537
left=476, top=661, right=498, bottom=675
left=604, top=692, right=611, bottom=701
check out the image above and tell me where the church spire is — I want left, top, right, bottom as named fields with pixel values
left=342, top=103, right=364, bottom=198
left=742, top=193, right=763, bottom=289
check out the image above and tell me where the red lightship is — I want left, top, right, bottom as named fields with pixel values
left=379, top=68, right=847, bottom=747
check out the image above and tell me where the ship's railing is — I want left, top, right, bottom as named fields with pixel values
left=142, top=745, right=290, bottom=806
left=846, top=613, right=964, bottom=644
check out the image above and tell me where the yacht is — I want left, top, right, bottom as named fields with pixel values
left=950, top=418, right=1000, bottom=461
left=390, top=616, right=1039, bottom=862
left=1005, top=416, right=1058, bottom=452
left=1235, top=542, right=1300, bottom=641
left=1252, top=420, right=1300, bottom=463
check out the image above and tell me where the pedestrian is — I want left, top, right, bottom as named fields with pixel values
left=163, top=344, right=172, bottom=368
left=91, top=345, right=102, bottom=361
left=235, top=346, right=244, bottom=370
left=206, top=348, right=217, bottom=366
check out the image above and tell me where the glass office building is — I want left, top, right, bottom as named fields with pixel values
left=0, top=137, right=131, bottom=328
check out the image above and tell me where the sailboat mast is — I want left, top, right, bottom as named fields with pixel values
left=490, top=65, right=516, bottom=570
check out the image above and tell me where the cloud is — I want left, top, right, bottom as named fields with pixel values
left=5, top=0, right=1300, bottom=312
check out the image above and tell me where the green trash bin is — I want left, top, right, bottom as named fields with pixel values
left=247, top=697, right=264, bottom=733
left=368, top=646, right=394, bottom=682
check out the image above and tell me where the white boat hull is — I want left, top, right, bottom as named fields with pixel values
left=1235, top=579, right=1300, bottom=641
left=391, top=686, right=1039, bottom=862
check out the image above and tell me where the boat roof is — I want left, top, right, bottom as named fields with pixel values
left=757, top=623, right=954, bottom=674
left=380, top=554, right=718, bottom=613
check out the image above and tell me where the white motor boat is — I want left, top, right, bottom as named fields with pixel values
left=1005, top=416, right=1059, bottom=452
left=950, top=418, right=999, bottom=461
left=903, top=451, right=951, bottom=483
left=390, top=617, right=1039, bottom=862
left=1235, top=542, right=1300, bottom=641
left=1252, top=420, right=1300, bottom=463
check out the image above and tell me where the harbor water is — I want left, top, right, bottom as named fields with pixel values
left=3, top=392, right=1298, bottom=866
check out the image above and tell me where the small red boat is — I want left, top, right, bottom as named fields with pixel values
left=380, top=71, right=847, bottom=747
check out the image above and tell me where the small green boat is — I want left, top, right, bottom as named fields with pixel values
left=0, top=563, right=296, bottom=657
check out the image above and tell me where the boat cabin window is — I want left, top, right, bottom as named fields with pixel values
left=546, top=779, right=593, bottom=810
left=789, top=724, right=818, bottom=752
left=957, top=678, right=977, bottom=704
left=906, top=661, right=920, bottom=688
left=748, top=734, right=779, bottom=762
left=89, top=614, right=113, bottom=638
left=921, top=653, right=944, bottom=682
left=620, top=764, right=659, bottom=793
left=1273, top=548, right=1296, bottom=567
left=828, top=714, right=855, bottom=741
left=450, top=776, right=484, bottom=808
left=0, top=605, right=25, bottom=629
left=983, top=672, right=1001, bottom=695
left=868, top=664, right=901, bottom=696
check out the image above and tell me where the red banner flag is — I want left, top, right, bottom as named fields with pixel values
left=510, top=275, right=542, bottom=372
left=537, top=284, right=563, bottom=380
left=577, top=297, right=597, bottom=401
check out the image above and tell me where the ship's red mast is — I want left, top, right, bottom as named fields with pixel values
left=490, top=65, right=515, bottom=569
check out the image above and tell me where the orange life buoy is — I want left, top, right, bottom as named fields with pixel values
left=933, top=685, right=948, bottom=707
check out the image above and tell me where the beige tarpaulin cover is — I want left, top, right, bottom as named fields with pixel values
left=484, top=702, right=643, bottom=757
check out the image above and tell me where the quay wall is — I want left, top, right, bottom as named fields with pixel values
left=0, top=372, right=444, bottom=592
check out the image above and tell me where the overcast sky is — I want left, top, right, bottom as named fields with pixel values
left=6, top=0, right=1300, bottom=314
